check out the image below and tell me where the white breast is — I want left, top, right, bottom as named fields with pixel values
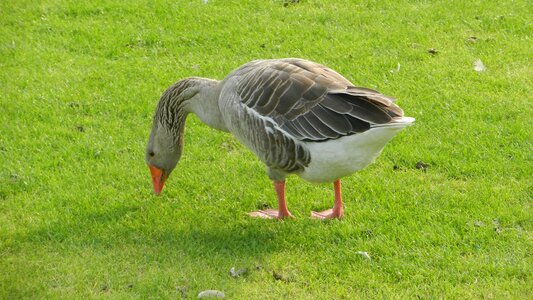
left=299, top=120, right=412, bottom=183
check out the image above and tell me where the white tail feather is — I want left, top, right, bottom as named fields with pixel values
left=371, top=117, right=415, bottom=128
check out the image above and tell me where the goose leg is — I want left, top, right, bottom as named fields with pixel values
left=311, top=179, right=344, bottom=220
left=249, top=180, right=294, bottom=219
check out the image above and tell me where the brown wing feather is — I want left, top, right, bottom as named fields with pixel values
left=230, top=58, right=403, bottom=142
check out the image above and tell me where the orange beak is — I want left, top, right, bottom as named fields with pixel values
left=149, top=165, right=168, bottom=195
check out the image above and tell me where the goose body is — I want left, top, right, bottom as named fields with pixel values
left=146, top=58, right=414, bottom=219
left=300, top=120, right=414, bottom=183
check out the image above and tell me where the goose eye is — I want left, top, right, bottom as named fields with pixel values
left=149, top=151, right=155, bottom=157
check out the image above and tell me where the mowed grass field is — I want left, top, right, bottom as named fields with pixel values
left=1, top=0, right=531, bottom=298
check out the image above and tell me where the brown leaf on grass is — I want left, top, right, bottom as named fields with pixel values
left=493, top=219, right=503, bottom=234
left=256, top=201, right=271, bottom=210
left=284, top=0, right=299, bottom=6
left=466, top=36, right=478, bottom=43
left=427, top=48, right=438, bottom=55
left=272, top=270, right=293, bottom=283
left=175, top=286, right=188, bottom=298
left=415, top=161, right=430, bottom=171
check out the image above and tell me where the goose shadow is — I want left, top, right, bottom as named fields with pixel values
left=16, top=204, right=283, bottom=264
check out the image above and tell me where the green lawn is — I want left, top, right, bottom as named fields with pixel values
left=1, top=0, right=531, bottom=298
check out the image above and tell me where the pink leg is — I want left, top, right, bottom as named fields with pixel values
left=249, top=180, right=294, bottom=220
left=311, top=179, right=344, bottom=220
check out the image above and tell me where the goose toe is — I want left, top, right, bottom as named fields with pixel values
left=311, top=209, right=344, bottom=220
left=248, top=209, right=294, bottom=220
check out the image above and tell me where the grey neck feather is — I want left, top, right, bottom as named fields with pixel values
left=155, top=77, right=227, bottom=140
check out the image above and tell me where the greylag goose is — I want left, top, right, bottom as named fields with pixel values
left=146, top=58, right=414, bottom=220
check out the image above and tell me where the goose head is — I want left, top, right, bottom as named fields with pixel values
left=145, top=122, right=184, bottom=195
left=145, top=77, right=222, bottom=195
left=145, top=79, right=198, bottom=195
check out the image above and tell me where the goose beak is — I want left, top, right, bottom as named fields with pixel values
left=149, top=165, right=168, bottom=195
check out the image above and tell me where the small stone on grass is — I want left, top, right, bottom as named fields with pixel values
left=229, top=267, right=248, bottom=278
left=198, top=290, right=225, bottom=298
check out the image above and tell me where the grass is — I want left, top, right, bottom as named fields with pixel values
left=1, top=0, right=531, bottom=298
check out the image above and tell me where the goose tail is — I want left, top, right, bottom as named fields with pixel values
left=371, top=117, right=415, bottom=128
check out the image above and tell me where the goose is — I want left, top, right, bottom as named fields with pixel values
left=145, top=58, right=414, bottom=220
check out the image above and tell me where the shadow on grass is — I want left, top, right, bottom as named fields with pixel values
left=15, top=203, right=286, bottom=264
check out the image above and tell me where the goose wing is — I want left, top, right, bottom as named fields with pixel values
left=230, top=58, right=403, bottom=142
